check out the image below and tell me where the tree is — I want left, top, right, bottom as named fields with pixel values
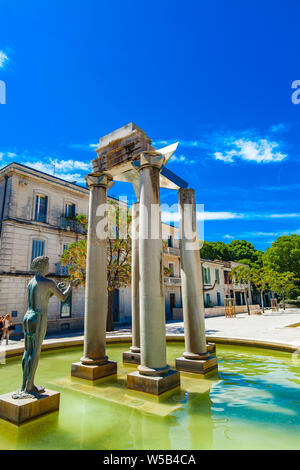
left=267, top=271, right=298, bottom=310
left=264, top=234, right=300, bottom=279
left=200, top=241, right=232, bottom=261
left=61, top=201, right=132, bottom=332
left=228, top=240, right=264, bottom=268
left=230, top=265, right=252, bottom=315
left=250, top=267, right=270, bottom=313
left=200, top=239, right=263, bottom=268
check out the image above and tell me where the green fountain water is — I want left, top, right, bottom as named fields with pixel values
left=1, top=342, right=300, bottom=450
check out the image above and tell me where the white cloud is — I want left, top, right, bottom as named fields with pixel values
left=0, top=51, right=8, bottom=68
left=23, top=160, right=87, bottom=184
left=270, top=123, right=287, bottom=133
left=161, top=210, right=300, bottom=223
left=169, top=154, right=196, bottom=165
left=214, top=138, right=287, bottom=164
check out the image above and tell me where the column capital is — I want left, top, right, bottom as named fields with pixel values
left=85, top=173, right=114, bottom=190
left=131, top=151, right=165, bottom=171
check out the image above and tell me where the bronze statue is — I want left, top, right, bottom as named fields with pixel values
left=13, top=256, right=79, bottom=399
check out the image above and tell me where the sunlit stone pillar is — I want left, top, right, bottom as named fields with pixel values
left=127, top=152, right=180, bottom=395
left=123, top=202, right=141, bottom=364
left=71, top=173, right=117, bottom=380
left=175, top=188, right=218, bottom=375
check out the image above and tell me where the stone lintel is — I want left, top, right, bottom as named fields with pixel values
left=71, top=361, right=117, bottom=381
left=122, top=351, right=141, bottom=365
left=175, top=356, right=218, bottom=375
left=0, top=389, right=60, bottom=425
left=127, top=369, right=180, bottom=396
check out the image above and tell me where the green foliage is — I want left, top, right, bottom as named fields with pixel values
left=61, top=202, right=132, bottom=291
left=264, top=234, right=300, bottom=277
left=200, top=239, right=263, bottom=268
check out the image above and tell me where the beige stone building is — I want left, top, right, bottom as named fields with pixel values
left=0, top=162, right=253, bottom=336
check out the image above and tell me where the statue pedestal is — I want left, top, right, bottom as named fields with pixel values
left=207, top=343, right=216, bottom=354
left=71, top=361, right=117, bottom=380
left=127, top=370, right=180, bottom=395
left=122, top=351, right=141, bottom=365
left=0, top=389, right=60, bottom=425
left=175, top=355, right=218, bottom=375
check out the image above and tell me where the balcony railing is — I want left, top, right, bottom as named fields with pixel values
left=163, top=246, right=180, bottom=256
left=164, top=276, right=181, bottom=286
left=59, top=216, right=87, bottom=234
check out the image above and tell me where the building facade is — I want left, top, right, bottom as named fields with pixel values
left=0, top=162, right=254, bottom=336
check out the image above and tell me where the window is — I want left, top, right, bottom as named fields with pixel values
left=224, top=270, right=230, bottom=284
left=61, top=292, right=72, bottom=318
left=35, top=195, right=48, bottom=223
left=217, top=292, right=221, bottom=306
left=215, top=268, right=220, bottom=284
left=205, top=293, right=211, bottom=307
left=202, top=266, right=211, bottom=284
left=168, top=262, right=175, bottom=277
left=65, top=203, right=76, bottom=218
left=31, top=239, right=45, bottom=263
left=168, top=236, right=173, bottom=248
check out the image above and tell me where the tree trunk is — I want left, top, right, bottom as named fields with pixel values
left=106, top=289, right=114, bottom=332
left=245, top=288, right=250, bottom=315
left=260, top=290, right=265, bottom=313
left=282, top=292, right=285, bottom=311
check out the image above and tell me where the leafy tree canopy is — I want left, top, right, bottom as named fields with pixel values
left=263, top=234, right=300, bottom=277
left=200, top=239, right=263, bottom=268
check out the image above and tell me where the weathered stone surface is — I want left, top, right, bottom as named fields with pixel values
left=127, top=370, right=180, bottom=395
left=0, top=389, right=60, bottom=425
left=175, top=356, right=218, bottom=375
left=71, top=361, right=117, bottom=380
left=122, top=351, right=141, bottom=365
left=207, top=342, right=216, bottom=354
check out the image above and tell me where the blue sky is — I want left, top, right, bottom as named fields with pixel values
left=0, top=0, right=300, bottom=250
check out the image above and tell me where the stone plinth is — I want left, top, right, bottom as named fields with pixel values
left=0, top=389, right=60, bottom=425
left=123, top=351, right=141, bottom=365
left=127, top=370, right=180, bottom=396
left=175, top=356, right=218, bottom=375
left=207, top=343, right=216, bottom=354
left=71, top=361, right=117, bottom=381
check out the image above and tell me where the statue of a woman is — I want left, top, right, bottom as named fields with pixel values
left=13, top=256, right=79, bottom=398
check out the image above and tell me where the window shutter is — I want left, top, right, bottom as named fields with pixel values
left=44, top=196, right=48, bottom=222
left=35, top=196, right=39, bottom=220
left=72, top=204, right=76, bottom=217
left=207, top=267, right=211, bottom=284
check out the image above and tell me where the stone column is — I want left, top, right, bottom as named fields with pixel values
left=71, top=173, right=117, bottom=380
left=123, top=202, right=141, bottom=364
left=175, top=188, right=218, bottom=375
left=127, top=152, right=180, bottom=395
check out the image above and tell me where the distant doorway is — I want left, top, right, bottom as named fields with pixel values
left=170, top=293, right=175, bottom=319
left=113, top=289, right=119, bottom=322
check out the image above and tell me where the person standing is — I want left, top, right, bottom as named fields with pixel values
left=0, top=316, right=3, bottom=345
left=2, top=314, right=12, bottom=345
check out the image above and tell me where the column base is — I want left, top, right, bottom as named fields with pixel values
left=127, top=369, right=180, bottom=395
left=207, top=342, right=216, bottom=354
left=71, top=361, right=117, bottom=381
left=175, top=355, right=218, bottom=375
left=123, top=351, right=141, bottom=365
left=0, top=389, right=60, bottom=425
